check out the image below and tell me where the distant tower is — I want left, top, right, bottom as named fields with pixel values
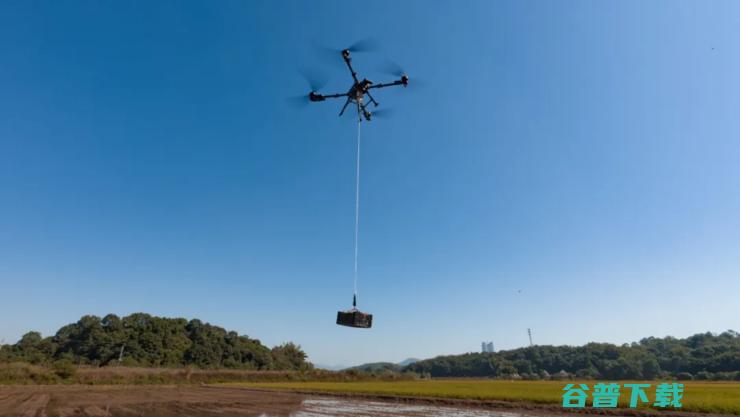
left=487, top=342, right=494, bottom=353
left=481, top=342, right=486, bottom=353
left=527, top=328, right=533, bottom=347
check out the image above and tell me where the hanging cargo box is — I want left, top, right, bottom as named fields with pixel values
left=336, top=309, right=372, bottom=328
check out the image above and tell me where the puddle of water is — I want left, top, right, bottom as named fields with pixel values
left=293, top=398, right=526, bottom=417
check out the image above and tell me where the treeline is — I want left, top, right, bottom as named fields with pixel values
left=0, top=313, right=311, bottom=371
left=406, top=331, right=740, bottom=380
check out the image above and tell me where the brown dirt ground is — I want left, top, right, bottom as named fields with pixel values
left=0, top=385, right=733, bottom=417
left=0, top=385, right=305, bottom=417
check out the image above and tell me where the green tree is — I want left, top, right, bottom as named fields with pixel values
left=271, top=343, right=312, bottom=371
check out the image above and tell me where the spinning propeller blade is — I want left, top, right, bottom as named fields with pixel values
left=287, top=67, right=329, bottom=108
left=379, top=59, right=406, bottom=77
left=378, top=59, right=423, bottom=91
left=370, top=108, right=395, bottom=119
left=346, top=38, right=380, bottom=53
left=286, top=94, right=311, bottom=109
left=314, top=38, right=380, bottom=65
left=299, top=67, right=328, bottom=92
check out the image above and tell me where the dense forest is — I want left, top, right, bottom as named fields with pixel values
left=0, top=313, right=311, bottom=371
left=406, top=331, right=740, bottom=380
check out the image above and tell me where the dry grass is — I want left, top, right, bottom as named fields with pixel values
left=224, top=380, right=740, bottom=415
left=0, top=363, right=414, bottom=385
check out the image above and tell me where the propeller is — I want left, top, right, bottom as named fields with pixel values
left=314, top=38, right=381, bottom=66
left=287, top=68, right=329, bottom=108
left=370, top=108, right=394, bottom=119
left=379, top=59, right=407, bottom=78
left=377, top=59, right=423, bottom=91
left=344, top=38, right=380, bottom=54
left=299, top=67, right=328, bottom=92
left=286, top=94, right=311, bottom=109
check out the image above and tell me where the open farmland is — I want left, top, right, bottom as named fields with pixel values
left=223, top=380, right=740, bottom=415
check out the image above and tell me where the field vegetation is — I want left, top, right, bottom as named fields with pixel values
left=0, top=362, right=415, bottom=385
left=227, top=380, right=740, bottom=415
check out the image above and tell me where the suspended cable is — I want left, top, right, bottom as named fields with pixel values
left=352, top=119, right=361, bottom=307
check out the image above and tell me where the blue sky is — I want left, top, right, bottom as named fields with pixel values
left=1, top=0, right=739, bottom=367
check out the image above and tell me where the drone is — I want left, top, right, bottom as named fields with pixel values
left=306, top=48, right=409, bottom=122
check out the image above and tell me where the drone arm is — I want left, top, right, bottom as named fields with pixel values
left=366, top=79, right=407, bottom=90
left=311, top=92, right=349, bottom=102
left=342, top=55, right=361, bottom=84
left=323, top=92, right=349, bottom=99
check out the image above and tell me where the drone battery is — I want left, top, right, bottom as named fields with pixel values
left=336, top=310, right=373, bottom=328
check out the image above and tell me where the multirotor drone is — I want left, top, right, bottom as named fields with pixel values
left=305, top=48, right=409, bottom=122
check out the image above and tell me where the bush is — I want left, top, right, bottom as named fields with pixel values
left=711, top=372, right=734, bottom=381
left=695, top=371, right=712, bottom=380
left=552, top=370, right=571, bottom=380
left=676, top=372, right=693, bottom=380
left=576, top=367, right=600, bottom=379
left=0, top=363, right=57, bottom=384
left=52, top=360, right=77, bottom=379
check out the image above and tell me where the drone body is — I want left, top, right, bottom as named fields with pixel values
left=307, top=49, right=409, bottom=121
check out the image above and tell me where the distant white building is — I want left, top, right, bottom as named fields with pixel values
left=481, top=341, right=494, bottom=353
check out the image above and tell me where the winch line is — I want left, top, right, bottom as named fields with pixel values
left=353, top=119, right=361, bottom=306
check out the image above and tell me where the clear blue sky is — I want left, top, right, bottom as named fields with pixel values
left=1, top=1, right=739, bottom=367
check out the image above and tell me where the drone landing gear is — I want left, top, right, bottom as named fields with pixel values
left=339, top=97, right=351, bottom=117
left=366, top=91, right=379, bottom=107
left=339, top=98, right=372, bottom=122
left=357, top=101, right=371, bottom=122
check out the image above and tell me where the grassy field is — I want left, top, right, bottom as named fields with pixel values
left=0, top=362, right=416, bottom=385
left=222, top=380, right=740, bottom=415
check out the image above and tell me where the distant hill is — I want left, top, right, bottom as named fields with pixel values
left=405, top=331, right=740, bottom=380
left=346, top=358, right=420, bottom=373
left=347, top=362, right=402, bottom=373
left=313, top=363, right=347, bottom=371
left=398, top=358, right=420, bottom=367
left=0, top=313, right=312, bottom=371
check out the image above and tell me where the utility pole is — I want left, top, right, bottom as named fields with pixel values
left=117, top=345, right=125, bottom=365
left=527, top=328, right=533, bottom=347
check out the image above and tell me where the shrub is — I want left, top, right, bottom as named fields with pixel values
left=576, top=367, right=600, bottom=379
left=676, top=372, right=693, bottom=380
left=0, top=362, right=57, bottom=384
left=711, top=372, right=734, bottom=381
left=52, top=360, right=77, bottom=380
left=695, top=371, right=712, bottom=380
